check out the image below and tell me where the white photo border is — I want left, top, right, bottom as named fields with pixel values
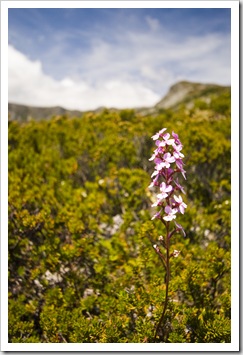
left=1, top=0, right=239, bottom=352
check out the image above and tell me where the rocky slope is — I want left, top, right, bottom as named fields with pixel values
left=156, top=81, right=223, bottom=109
left=8, top=81, right=230, bottom=121
left=137, top=81, right=230, bottom=116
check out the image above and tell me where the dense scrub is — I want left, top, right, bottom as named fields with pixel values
left=8, top=93, right=231, bottom=343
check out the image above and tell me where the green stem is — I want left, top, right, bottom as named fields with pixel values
left=154, top=222, right=170, bottom=342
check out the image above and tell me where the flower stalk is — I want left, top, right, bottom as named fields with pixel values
left=148, top=128, right=187, bottom=342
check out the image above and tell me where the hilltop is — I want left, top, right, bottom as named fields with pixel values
left=8, top=80, right=230, bottom=121
left=156, top=81, right=229, bottom=110
left=137, top=81, right=230, bottom=116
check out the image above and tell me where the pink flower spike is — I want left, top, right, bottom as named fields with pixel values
left=163, top=206, right=177, bottom=221
left=149, top=129, right=186, bottom=229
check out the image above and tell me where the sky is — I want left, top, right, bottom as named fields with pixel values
left=8, top=7, right=231, bottom=111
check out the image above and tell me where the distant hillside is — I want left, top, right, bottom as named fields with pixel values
left=8, top=103, right=84, bottom=122
left=156, top=81, right=229, bottom=109
left=8, top=81, right=230, bottom=121
left=137, top=81, right=230, bottom=116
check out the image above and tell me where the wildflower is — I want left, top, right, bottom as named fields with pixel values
left=158, top=133, right=175, bottom=147
left=172, top=131, right=181, bottom=145
left=155, top=144, right=166, bottom=154
left=173, top=195, right=187, bottom=214
left=148, top=128, right=187, bottom=341
left=159, top=182, right=173, bottom=195
left=172, top=250, right=180, bottom=258
left=149, top=128, right=186, bottom=226
left=162, top=152, right=176, bottom=168
left=173, top=144, right=184, bottom=159
left=163, top=205, right=177, bottom=221
left=152, top=184, right=171, bottom=207
left=151, top=128, right=167, bottom=140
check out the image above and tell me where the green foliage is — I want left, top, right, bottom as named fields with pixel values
left=8, top=93, right=231, bottom=343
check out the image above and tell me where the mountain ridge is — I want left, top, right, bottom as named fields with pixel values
left=155, top=81, right=229, bottom=110
left=8, top=80, right=230, bottom=121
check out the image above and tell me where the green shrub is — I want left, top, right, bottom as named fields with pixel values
left=8, top=96, right=231, bottom=342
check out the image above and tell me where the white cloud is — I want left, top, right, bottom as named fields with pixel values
left=8, top=23, right=231, bottom=111
left=8, top=45, right=160, bottom=110
left=70, top=28, right=230, bottom=91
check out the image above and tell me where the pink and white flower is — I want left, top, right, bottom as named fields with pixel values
left=152, top=183, right=173, bottom=207
left=163, top=205, right=177, bottom=221
left=172, top=131, right=181, bottom=145
left=158, top=133, right=175, bottom=147
left=163, top=152, right=176, bottom=168
left=173, top=195, right=187, bottom=214
left=160, top=182, right=173, bottom=195
left=151, top=128, right=167, bottom=140
left=149, top=128, right=186, bottom=232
